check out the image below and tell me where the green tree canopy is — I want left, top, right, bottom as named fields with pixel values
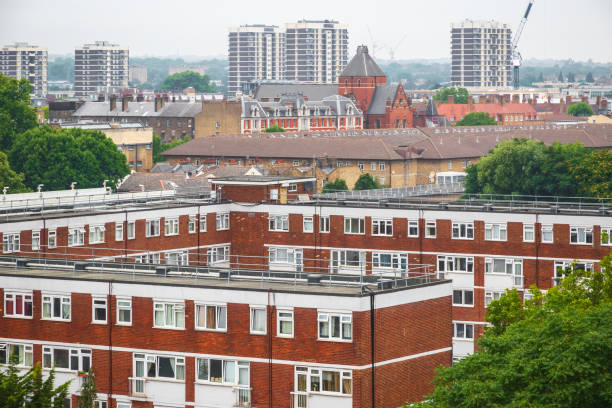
left=153, top=134, right=191, bottom=163
left=0, top=151, right=29, bottom=193
left=161, top=71, right=215, bottom=93
left=78, top=368, right=98, bottom=408
left=568, top=149, right=612, bottom=198
left=354, top=173, right=382, bottom=190
left=0, top=361, right=70, bottom=408
left=322, top=178, right=348, bottom=193
left=9, top=126, right=130, bottom=191
left=567, top=101, right=594, bottom=116
left=454, top=112, right=496, bottom=126
left=433, top=87, right=469, bottom=104
left=264, top=124, right=286, bottom=133
left=0, top=74, right=37, bottom=151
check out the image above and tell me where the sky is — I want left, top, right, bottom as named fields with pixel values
left=1, top=0, right=611, bottom=62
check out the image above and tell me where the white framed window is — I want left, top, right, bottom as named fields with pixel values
left=570, top=226, right=593, bottom=244
left=319, top=216, right=330, bottom=233
left=136, top=252, right=161, bottom=264
left=293, top=160, right=299, bottom=167
left=48, top=230, right=57, bottom=248
left=89, top=225, right=105, bottom=244
left=523, top=224, right=534, bottom=242
left=437, top=255, right=474, bottom=275
left=43, top=347, right=91, bottom=371
left=0, top=343, right=33, bottom=366
left=42, top=294, right=71, bottom=321
left=134, top=353, right=185, bottom=380
left=371, top=219, right=392, bottom=236
left=601, top=227, right=612, bottom=246
left=295, top=366, right=352, bottom=395
left=195, top=303, right=227, bottom=331
left=485, top=223, right=507, bottom=241
left=407, top=220, right=419, bottom=237
left=554, top=261, right=594, bottom=286
left=92, top=298, right=107, bottom=323
left=188, top=216, right=196, bottom=233
left=288, top=183, right=297, bottom=192
left=485, top=258, right=523, bottom=286
left=269, top=214, right=289, bottom=232
left=425, top=221, right=436, bottom=238
left=303, top=216, right=313, bottom=233
left=318, top=312, right=352, bottom=341
left=370, top=161, right=376, bottom=171
left=97, top=401, right=108, bottom=408
left=344, top=217, right=364, bottom=234
left=127, top=221, right=135, bottom=239
left=115, top=223, right=123, bottom=241
left=117, top=298, right=132, bottom=325
left=379, top=161, right=385, bottom=171
left=32, top=231, right=40, bottom=251
left=452, top=322, right=474, bottom=339
left=372, top=252, right=407, bottom=271
left=269, top=247, right=303, bottom=267
left=453, top=290, right=474, bottom=306
left=199, top=214, right=207, bottom=232
left=207, top=246, right=229, bottom=264
left=358, top=161, right=364, bottom=171
left=216, top=213, right=230, bottom=230
left=250, top=307, right=267, bottom=334
left=541, top=224, right=553, bottom=243
left=277, top=309, right=294, bottom=337
left=146, top=219, right=160, bottom=237
left=452, top=222, right=474, bottom=239
left=485, top=291, right=504, bottom=306
left=4, top=292, right=33, bottom=318
left=153, top=301, right=185, bottom=329
left=3, top=233, right=20, bottom=253
left=164, top=218, right=179, bottom=236
left=196, top=358, right=249, bottom=386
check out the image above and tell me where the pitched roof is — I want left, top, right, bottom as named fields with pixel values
left=73, top=101, right=202, bottom=118
left=340, top=46, right=386, bottom=77
left=253, top=84, right=337, bottom=101
left=436, top=104, right=470, bottom=120
left=425, top=99, right=438, bottom=116
left=368, top=84, right=401, bottom=115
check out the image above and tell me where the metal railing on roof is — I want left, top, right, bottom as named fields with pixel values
left=315, top=183, right=465, bottom=200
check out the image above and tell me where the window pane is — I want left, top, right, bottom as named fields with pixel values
left=453, top=290, right=462, bottom=304
left=466, top=324, right=474, bottom=338
left=157, top=357, right=175, bottom=378
left=210, top=359, right=223, bottom=382
left=319, top=321, right=329, bottom=338
left=464, top=291, right=473, bottom=305
left=217, top=307, right=227, bottom=329
left=223, top=361, right=236, bottom=383
left=331, top=316, right=340, bottom=338
left=197, top=359, right=209, bottom=381
left=342, top=322, right=352, bottom=340
left=322, top=371, right=340, bottom=392
left=54, top=349, right=69, bottom=368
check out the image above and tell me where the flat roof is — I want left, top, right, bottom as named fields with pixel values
left=211, top=176, right=316, bottom=185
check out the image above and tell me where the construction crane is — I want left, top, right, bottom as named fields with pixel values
left=386, top=33, right=409, bottom=61
left=512, top=0, right=535, bottom=89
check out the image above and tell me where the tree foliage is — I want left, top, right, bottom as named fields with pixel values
left=161, top=71, right=215, bottom=92
left=353, top=173, right=382, bottom=190
left=0, top=74, right=37, bottom=151
left=419, top=252, right=612, bottom=408
left=78, top=368, right=98, bottom=408
left=0, top=361, right=70, bottom=408
left=322, top=178, right=348, bottom=193
left=433, top=87, right=469, bottom=104
left=567, top=101, right=594, bottom=116
left=454, top=112, right=496, bottom=126
left=9, top=126, right=130, bottom=190
left=264, top=124, right=286, bottom=133
left=0, top=151, right=29, bottom=193
left=568, top=149, right=612, bottom=198
left=153, top=134, right=191, bottom=163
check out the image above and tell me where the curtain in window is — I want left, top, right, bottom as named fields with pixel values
left=206, top=306, right=216, bottom=329
left=223, top=361, right=235, bottom=383
left=322, top=371, right=340, bottom=392
left=197, top=359, right=208, bottom=380
left=342, top=376, right=352, bottom=394
left=158, top=357, right=175, bottom=378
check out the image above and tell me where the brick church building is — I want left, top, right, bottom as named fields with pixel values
left=338, top=46, right=415, bottom=129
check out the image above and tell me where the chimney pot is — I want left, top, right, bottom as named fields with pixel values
left=110, top=94, right=117, bottom=111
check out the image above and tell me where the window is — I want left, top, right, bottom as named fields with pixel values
left=295, top=367, right=351, bottom=395
left=207, top=246, right=229, bottom=264
left=379, top=161, right=385, bottom=171
left=250, top=307, right=266, bottom=334
left=91, top=298, right=107, bottom=323
left=199, top=214, right=207, bottom=232
left=0, top=343, right=33, bottom=366
left=452, top=222, right=474, bottom=239
left=602, top=227, right=612, bottom=246
left=336, top=161, right=343, bottom=168
left=3, top=233, right=20, bottom=253
left=425, top=221, right=436, bottom=238
left=358, top=161, right=364, bottom=171
left=453, top=290, right=474, bottom=306
left=318, top=312, right=352, bottom=341
left=319, top=216, right=330, bottom=233
left=127, top=221, right=135, bottom=239
left=570, top=226, right=593, bottom=244
left=154, top=302, right=185, bottom=329
left=216, top=213, right=230, bottom=230
left=288, top=183, right=297, bottom=192
left=42, top=294, right=71, bottom=320
left=485, top=291, right=504, bottom=306
left=134, top=354, right=185, bottom=380
left=554, top=261, right=594, bottom=286
left=337, top=250, right=365, bottom=268
left=541, top=224, right=553, bottom=243
left=371, top=162, right=376, bottom=171
left=484, top=223, right=507, bottom=241
left=344, top=217, right=364, bottom=234
left=453, top=323, right=474, bottom=339
left=303, top=216, right=313, bottom=233
left=196, top=358, right=249, bottom=386
left=87, top=225, right=104, bottom=244
left=448, top=160, right=453, bottom=169
left=164, top=218, right=179, bottom=236
left=407, top=220, right=419, bottom=237
left=293, top=160, right=299, bottom=166
left=43, top=347, right=91, bottom=371
left=195, top=304, right=227, bottom=331
left=4, top=292, right=33, bottom=317
left=115, top=223, right=123, bottom=241
left=485, top=258, right=523, bottom=286
left=117, top=298, right=132, bottom=325
left=48, top=230, right=57, bottom=248
left=523, top=224, right=534, bottom=242
left=277, top=310, right=293, bottom=337
left=188, top=216, right=196, bottom=233
left=437, top=255, right=474, bottom=276
left=146, top=219, right=160, bottom=237
left=269, top=215, right=289, bottom=232
left=371, top=219, right=393, bottom=236
left=32, top=231, right=40, bottom=251
left=372, top=253, right=407, bottom=271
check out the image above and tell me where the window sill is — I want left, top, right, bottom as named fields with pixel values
left=41, top=318, right=71, bottom=322
left=195, top=327, right=227, bottom=333
left=344, top=232, right=365, bottom=235
left=277, top=334, right=294, bottom=339
left=452, top=337, right=474, bottom=342
left=452, top=304, right=474, bottom=308
left=91, top=321, right=107, bottom=325
left=307, top=391, right=352, bottom=398
left=194, top=380, right=239, bottom=388
left=371, top=234, right=393, bottom=237
left=143, top=377, right=185, bottom=384
left=3, top=315, right=33, bottom=319
left=317, top=338, right=353, bottom=343
left=425, top=236, right=437, bottom=239
left=152, top=326, right=185, bottom=331
left=165, top=233, right=179, bottom=237
left=145, top=235, right=160, bottom=238
left=116, top=322, right=132, bottom=327
left=250, top=331, right=267, bottom=336
left=484, top=239, right=507, bottom=242
left=451, top=237, right=474, bottom=240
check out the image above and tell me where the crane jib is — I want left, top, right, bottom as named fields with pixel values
left=524, top=3, right=533, bottom=19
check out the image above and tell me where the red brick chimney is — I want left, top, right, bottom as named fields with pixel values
left=468, top=96, right=473, bottom=112
left=97, top=93, right=105, bottom=102
left=581, top=95, right=588, bottom=103
left=110, top=94, right=117, bottom=111
left=512, top=94, right=519, bottom=103
left=121, top=95, right=130, bottom=112
left=566, top=96, right=572, bottom=105
left=447, top=94, right=454, bottom=104
left=137, top=93, right=144, bottom=102
left=596, top=96, right=601, bottom=108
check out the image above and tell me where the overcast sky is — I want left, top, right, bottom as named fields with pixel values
left=1, top=0, right=611, bottom=62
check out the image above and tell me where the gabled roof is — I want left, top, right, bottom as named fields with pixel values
left=340, top=45, right=386, bottom=77
left=73, top=101, right=202, bottom=118
left=253, top=84, right=337, bottom=101
left=368, top=83, right=402, bottom=115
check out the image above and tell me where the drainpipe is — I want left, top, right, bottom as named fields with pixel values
left=370, top=292, right=376, bottom=408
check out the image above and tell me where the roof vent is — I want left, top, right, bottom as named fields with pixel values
left=307, top=274, right=324, bottom=284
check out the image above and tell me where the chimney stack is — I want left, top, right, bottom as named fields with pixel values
left=566, top=96, right=572, bottom=105
left=121, top=95, right=130, bottom=112
left=447, top=94, right=454, bottom=104
left=154, top=95, right=162, bottom=112
left=468, top=96, right=473, bottom=112
left=512, top=94, right=520, bottom=103
left=596, top=95, right=601, bottom=107
left=136, top=93, right=144, bottom=102
left=110, top=94, right=117, bottom=111
left=163, top=93, right=169, bottom=103
left=581, top=95, right=588, bottom=103
left=97, top=93, right=105, bottom=102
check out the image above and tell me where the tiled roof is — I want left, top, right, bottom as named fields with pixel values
left=436, top=104, right=469, bottom=120
left=367, top=84, right=400, bottom=115
left=253, top=84, right=337, bottom=101
left=73, top=101, right=202, bottom=118
left=340, top=46, right=386, bottom=77
left=437, top=103, right=537, bottom=121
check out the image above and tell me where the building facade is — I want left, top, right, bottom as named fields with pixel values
left=128, top=66, right=147, bottom=84
left=75, top=41, right=129, bottom=98
left=451, top=20, right=512, bottom=88
left=0, top=42, right=48, bottom=97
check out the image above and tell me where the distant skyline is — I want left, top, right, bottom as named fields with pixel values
left=1, top=0, right=611, bottom=62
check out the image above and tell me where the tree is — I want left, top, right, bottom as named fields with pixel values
left=78, top=368, right=98, bottom=408
left=264, top=124, right=285, bottom=133
left=0, top=361, right=70, bottom=408
left=153, top=134, right=192, bottom=163
left=0, top=74, right=37, bottom=151
left=433, top=87, right=469, bottom=104
left=0, top=151, right=29, bottom=193
left=558, top=71, right=564, bottom=82
left=353, top=173, right=382, bottom=190
left=419, top=252, right=612, bottom=408
left=9, top=126, right=130, bottom=190
left=568, top=149, right=612, bottom=198
left=586, top=72, right=595, bottom=82
left=322, top=178, right=348, bottom=193
left=567, top=101, right=594, bottom=116
left=454, top=112, right=496, bottom=126
left=161, top=71, right=215, bottom=93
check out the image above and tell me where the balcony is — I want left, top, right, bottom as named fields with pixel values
left=291, top=392, right=308, bottom=408
left=128, top=377, right=146, bottom=398
left=234, top=386, right=251, bottom=407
